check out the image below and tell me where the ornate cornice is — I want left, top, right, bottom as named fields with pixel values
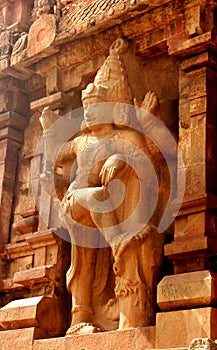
left=58, top=0, right=171, bottom=40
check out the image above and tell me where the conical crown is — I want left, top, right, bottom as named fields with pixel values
left=82, top=38, right=133, bottom=104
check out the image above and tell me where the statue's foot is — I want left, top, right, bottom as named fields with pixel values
left=66, top=322, right=102, bottom=336
left=105, top=298, right=119, bottom=321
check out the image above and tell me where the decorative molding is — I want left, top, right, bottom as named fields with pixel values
left=189, top=338, right=217, bottom=350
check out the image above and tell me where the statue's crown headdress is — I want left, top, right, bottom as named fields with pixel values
left=82, top=38, right=133, bottom=104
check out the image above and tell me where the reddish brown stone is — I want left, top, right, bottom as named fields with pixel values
left=156, top=308, right=217, bottom=349
left=157, top=271, right=217, bottom=311
left=27, top=15, right=57, bottom=58
left=33, top=326, right=155, bottom=350
left=0, top=328, right=46, bottom=350
left=1, top=1, right=217, bottom=349
left=30, top=92, right=72, bottom=112
left=0, top=296, right=66, bottom=336
left=13, top=265, right=55, bottom=286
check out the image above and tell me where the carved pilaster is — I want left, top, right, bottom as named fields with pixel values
left=165, top=32, right=217, bottom=273
left=156, top=13, right=217, bottom=349
left=0, top=80, right=29, bottom=244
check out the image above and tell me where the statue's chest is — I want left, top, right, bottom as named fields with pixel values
left=76, top=137, right=116, bottom=167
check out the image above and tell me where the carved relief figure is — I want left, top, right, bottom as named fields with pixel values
left=11, top=32, right=28, bottom=64
left=0, top=30, right=12, bottom=58
left=40, top=38, right=174, bottom=335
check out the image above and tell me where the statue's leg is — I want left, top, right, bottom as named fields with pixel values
left=60, top=189, right=100, bottom=333
left=61, top=185, right=123, bottom=333
left=87, top=186, right=122, bottom=245
left=111, top=227, right=164, bottom=330
left=70, top=246, right=97, bottom=326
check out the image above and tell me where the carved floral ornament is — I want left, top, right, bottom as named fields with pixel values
left=188, top=338, right=217, bottom=350
left=32, top=0, right=62, bottom=21
left=37, top=0, right=53, bottom=17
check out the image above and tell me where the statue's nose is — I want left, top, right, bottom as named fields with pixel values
left=85, top=112, right=91, bottom=120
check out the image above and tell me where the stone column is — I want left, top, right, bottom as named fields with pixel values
left=166, top=33, right=217, bottom=273
left=156, top=31, right=217, bottom=348
left=0, top=78, right=29, bottom=244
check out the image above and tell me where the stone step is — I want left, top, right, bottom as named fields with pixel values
left=33, top=327, right=155, bottom=350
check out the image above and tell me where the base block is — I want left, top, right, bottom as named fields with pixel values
left=1, top=327, right=47, bottom=350
left=33, top=326, right=155, bottom=350
left=0, top=296, right=66, bottom=336
left=156, top=307, right=217, bottom=349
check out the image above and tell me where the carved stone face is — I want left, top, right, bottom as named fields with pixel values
left=83, top=101, right=114, bottom=128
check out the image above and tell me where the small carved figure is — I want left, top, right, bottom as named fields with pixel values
left=36, top=0, right=55, bottom=17
left=12, top=33, right=28, bottom=55
left=11, top=33, right=28, bottom=64
left=0, top=30, right=12, bottom=58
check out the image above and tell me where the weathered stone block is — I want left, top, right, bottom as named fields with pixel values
left=186, top=212, right=205, bottom=237
left=12, top=215, right=39, bottom=235
left=30, top=92, right=72, bottom=112
left=0, top=0, right=32, bottom=31
left=46, top=244, right=58, bottom=265
left=9, top=255, right=33, bottom=276
left=157, top=271, right=217, bottom=311
left=185, top=6, right=202, bottom=37
left=188, top=69, right=206, bottom=99
left=34, top=247, right=46, bottom=267
left=33, top=326, right=155, bottom=350
left=165, top=235, right=210, bottom=259
left=189, top=96, right=207, bottom=116
left=156, top=308, right=217, bottom=349
left=27, top=15, right=57, bottom=58
left=13, top=265, right=55, bottom=286
left=168, top=32, right=212, bottom=58
left=0, top=296, right=66, bottom=336
left=0, top=327, right=47, bottom=350
left=174, top=216, right=187, bottom=239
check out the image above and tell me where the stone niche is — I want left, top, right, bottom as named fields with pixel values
left=0, top=1, right=217, bottom=350
left=0, top=0, right=33, bottom=31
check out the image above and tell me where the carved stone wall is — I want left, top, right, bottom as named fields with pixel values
left=0, top=0, right=217, bottom=349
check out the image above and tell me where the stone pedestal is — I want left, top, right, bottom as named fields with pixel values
left=0, top=296, right=66, bottom=336
left=156, top=271, right=217, bottom=348
left=33, top=327, right=155, bottom=350
left=1, top=328, right=47, bottom=350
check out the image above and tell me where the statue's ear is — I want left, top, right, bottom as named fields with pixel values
left=113, top=103, right=130, bottom=127
left=80, top=119, right=91, bottom=133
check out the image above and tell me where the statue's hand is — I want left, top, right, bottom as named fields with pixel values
left=40, top=170, right=54, bottom=195
left=134, top=91, right=159, bottom=116
left=99, top=156, right=126, bottom=186
left=39, top=106, right=60, bottom=132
